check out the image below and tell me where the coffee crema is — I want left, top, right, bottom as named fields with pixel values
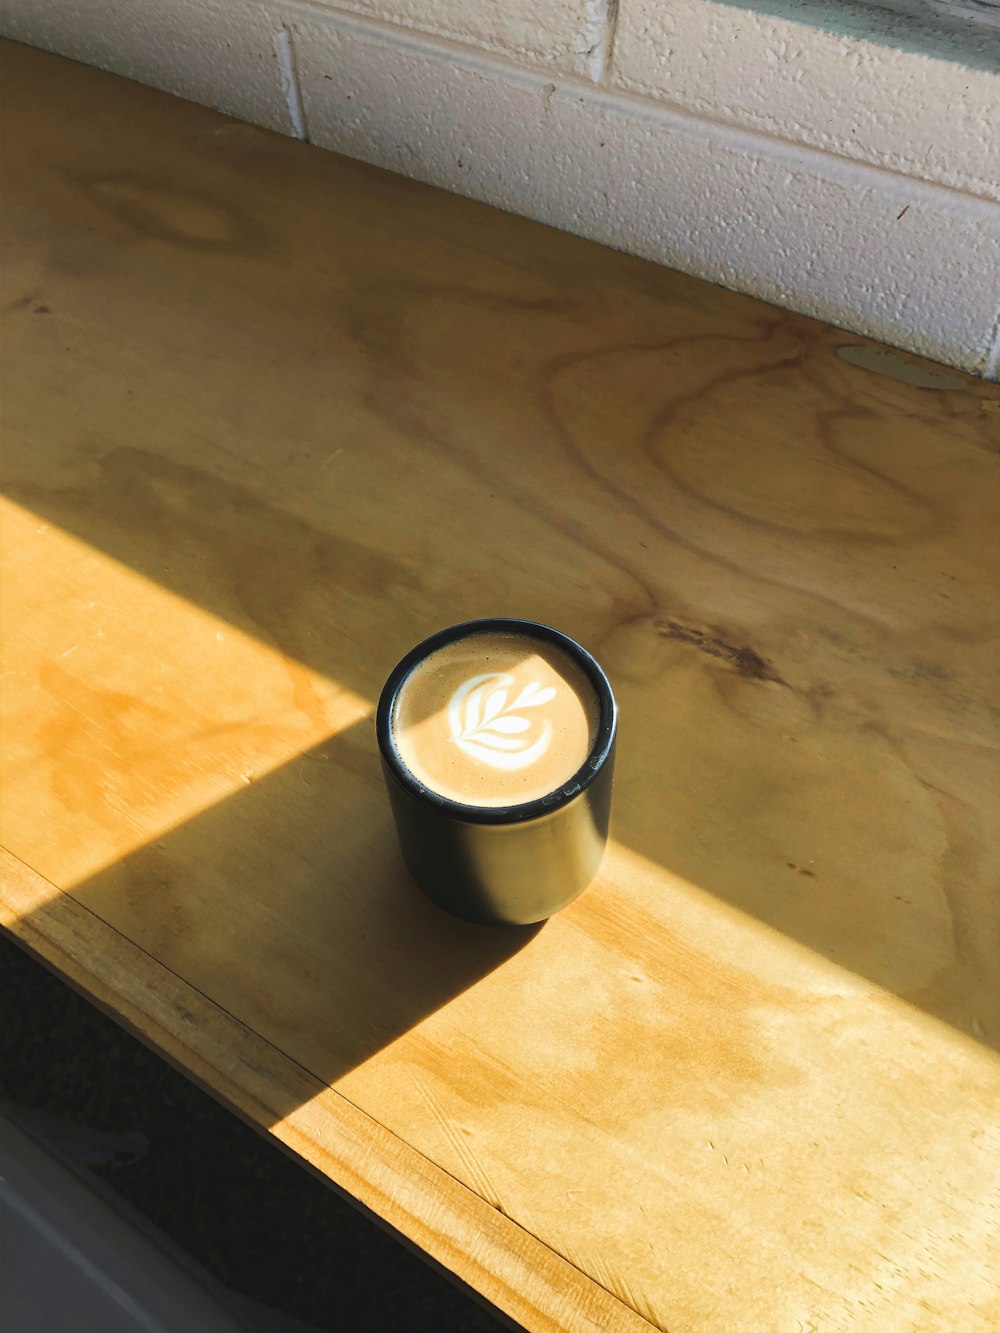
left=391, top=631, right=599, bottom=808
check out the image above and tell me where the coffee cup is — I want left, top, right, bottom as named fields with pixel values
left=376, top=618, right=617, bottom=924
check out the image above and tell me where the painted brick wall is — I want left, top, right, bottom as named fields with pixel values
left=3, top=0, right=999, bottom=375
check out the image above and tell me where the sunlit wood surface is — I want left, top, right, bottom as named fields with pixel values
left=2, top=41, right=999, bottom=1333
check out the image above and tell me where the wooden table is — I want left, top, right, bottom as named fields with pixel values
left=3, top=40, right=999, bottom=1333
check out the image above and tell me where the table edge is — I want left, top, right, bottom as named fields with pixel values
left=0, top=846, right=661, bottom=1333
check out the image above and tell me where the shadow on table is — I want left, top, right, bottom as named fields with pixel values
left=48, top=718, right=542, bottom=1106
left=4, top=423, right=997, bottom=1139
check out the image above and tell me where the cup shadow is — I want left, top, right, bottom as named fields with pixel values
left=15, top=719, right=541, bottom=1125
left=4, top=431, right=997, bottom=1119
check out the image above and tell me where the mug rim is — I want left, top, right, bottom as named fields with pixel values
left=376, top=617, right=617, bottom=826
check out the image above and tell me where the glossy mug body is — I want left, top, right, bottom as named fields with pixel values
left=377, top=619, right=617, bottom=925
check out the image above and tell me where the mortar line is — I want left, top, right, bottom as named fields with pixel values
left=584, top=0, right=620, bottom=83
left=603, top=0, right=621, bottom=83
left=275, top=22, right=308, bottom=142
left=984, top=306, right=1000, bottom=380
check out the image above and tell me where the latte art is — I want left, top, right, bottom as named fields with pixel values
left=391, top=630, right=599, bottom=808
left=448, top=673, right=555, bottom=770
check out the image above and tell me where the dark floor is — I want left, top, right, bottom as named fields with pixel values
left=0, top=931, right=511, bottom=1333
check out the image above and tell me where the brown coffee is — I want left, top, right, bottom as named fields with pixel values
left=391, top=630, right=599, bottom=808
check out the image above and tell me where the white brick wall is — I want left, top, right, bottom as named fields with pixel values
left=303, top=0, right=609, bottom=77
left=3, top=0, right=999, bottom=375
left=612, top=0, right=1000, bottom=195
left=1, top=0, right=295, bottom=132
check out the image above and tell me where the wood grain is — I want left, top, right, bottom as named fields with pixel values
left=0, top=849, right=654, bottom=1333
left=3, top=41, right=999, bottom=1333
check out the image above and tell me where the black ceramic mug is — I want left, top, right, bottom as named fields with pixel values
left=376, top=618, right=617, bottom=925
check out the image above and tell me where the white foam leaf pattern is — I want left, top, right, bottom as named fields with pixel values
left=488, top=715, right=530, bottom=734
left=447, top=672, right=557, bottom=771
left=463, top=688, right=481, bottom=736
left=469, top=733, right=525, bottom=751
left=482, top=689, right=507, bottom=723
left=524, top=686, right=555, bottom=707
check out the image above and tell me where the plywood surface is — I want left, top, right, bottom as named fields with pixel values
left=2, top=41, right=999, bottom=1333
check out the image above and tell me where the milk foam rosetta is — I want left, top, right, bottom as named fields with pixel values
left=391, top=632, right=599, bottom=807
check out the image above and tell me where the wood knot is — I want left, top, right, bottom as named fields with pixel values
left=654, top=619, right=785, bottom=685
